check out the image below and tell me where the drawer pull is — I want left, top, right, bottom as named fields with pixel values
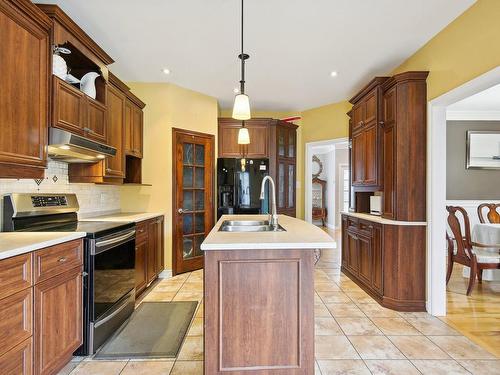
left=138, top=228, right=145, bottom=233
left=58, top=257, right=67, bottom=263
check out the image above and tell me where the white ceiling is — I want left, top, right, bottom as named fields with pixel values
left=448, top=83, right=500, bottom=111
left=36, top=0, right=475, bottom=111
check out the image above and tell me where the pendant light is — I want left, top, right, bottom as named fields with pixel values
left=233, top=0, right=252, bottom=145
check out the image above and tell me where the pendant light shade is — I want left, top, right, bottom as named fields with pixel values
left=237, top=127, right=250, bottom=145
left=232, top=94, right=251, bottom=120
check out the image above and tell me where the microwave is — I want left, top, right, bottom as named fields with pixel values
left=370, top=196, right=382, bottom=216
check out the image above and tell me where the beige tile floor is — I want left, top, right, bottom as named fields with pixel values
left=60, top=228, right=499, bottom=375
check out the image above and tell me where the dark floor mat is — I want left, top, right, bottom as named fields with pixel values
left=95, top=301, right=198, bottom=359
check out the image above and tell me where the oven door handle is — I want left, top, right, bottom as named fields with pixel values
left=95, top=230, right=136, bottom=249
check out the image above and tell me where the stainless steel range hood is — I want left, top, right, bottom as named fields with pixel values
left=48, top=128, right=116, bottom=163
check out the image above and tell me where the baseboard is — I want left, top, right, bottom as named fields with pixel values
left=158, top=269, right=172, bottom=279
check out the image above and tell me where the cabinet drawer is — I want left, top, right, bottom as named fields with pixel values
left=0, top=338, right=32, bottom=375
left=34, top=239, right=83, bottom=283
left=358, top=220, right=374, bottom=236
left=0, top=289, right=32, bottom=357
left=136, top=221, right=148, bottom=242
left=0, top=253, right=32, bottom=300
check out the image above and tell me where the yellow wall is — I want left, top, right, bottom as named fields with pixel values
left=392, top=0, right=500, bottom=100
left=120, top=83, right=218, bottom=270
left=297, top=101, right=352, bottom=218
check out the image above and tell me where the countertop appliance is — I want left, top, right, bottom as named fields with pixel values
left=2, top=193, right=135, bottom=355
left=217, top=158, right=269, bottom=220
left=370, top=195, right=382, bottom=216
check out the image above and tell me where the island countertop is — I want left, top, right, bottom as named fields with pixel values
left=201, top=214, right=335, bottom=250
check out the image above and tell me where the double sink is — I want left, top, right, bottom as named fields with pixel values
left=219, top=220, right=286, bottom=232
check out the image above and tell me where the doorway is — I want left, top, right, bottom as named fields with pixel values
left=305, top=138, right=349, bottom=229
left=427, top=66, right=500, bottom=316
left=172, top=128, right=215, bottom=275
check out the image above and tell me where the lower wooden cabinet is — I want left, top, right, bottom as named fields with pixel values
left=0, top=338, right=32, bottom=375
left=135, top=239, right=148, bottom=295
left=0, top=239, right=83, bottom=375
left=34, top=266, right=82, bottom=375
left=341, top=214, right=426, bottom=311
left=135, top=216, right=165, bottom=295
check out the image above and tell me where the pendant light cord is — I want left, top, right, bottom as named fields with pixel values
left=240, top=0, right=245, bottom=94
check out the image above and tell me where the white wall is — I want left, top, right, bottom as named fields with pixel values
left=334, top=148, right=349, bottom=227
left=0, top=161, right=121, bottom=225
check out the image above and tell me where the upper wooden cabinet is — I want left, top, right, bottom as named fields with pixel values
left=381, top=72, right=428, bottom=222
left=349, top=79, right=387, bottom=190
left=52, top=76, right=107, bottom=143
left=124, top=97, right=145, bottom=158
left=0, top=0, right=51, bottom=178
left=218, top=118, right=270, bottom=158
left=105, top=83, right=126, bottom=178
left=271, top=121, right=298, bottom=217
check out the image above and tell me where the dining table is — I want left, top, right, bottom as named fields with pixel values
left=463, top=223, right=500, bottom=281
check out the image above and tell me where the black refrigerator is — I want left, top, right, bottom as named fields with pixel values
left=217, top=158, right=269, bottom=220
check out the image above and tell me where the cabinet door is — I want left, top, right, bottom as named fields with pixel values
left=85, top=98, right=106, bottom=143
left=246, top=124, right=268, bottom=158
left=363, top=125, right=378, bottom=185
left=105, top=85, right=125, bottom=178
left=364, top=90, right=377, bottom=125
left=341, top=217, right=349, bottom=268
left=0, top=0, right=50, bottom=178
left=371, top=225, right=383, bottom=294
left=52, top=76, right=85, bottom=135
left=34, top=267, right=82, bottom=375
left=154, top=217, right=164, bottom=275
left=352, top=103, right=364, bottom=132
left=0, top=338, right=32, bottom=375
left=147, top=220, right=158, bottom=284
left=351, top=131, right=365, bottom=185
left=132, top=106, right=144, bottom=158
left=0, top=289, right=32, bottom=357
left=287, top=163, right=296, bottom=211
left=124, top=100, right=134, bottom=155
left=357, top=235, right=372, bottom=285
left=346, top=230, right=359, bottom=274
left=287, top=127, right=296, bottom=158
left=277, top=126, right=286, bottom=157
left=135, top=239, right=147, bottom=295
left=382, top=88, right=396, bottom=219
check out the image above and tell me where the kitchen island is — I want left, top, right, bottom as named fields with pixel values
left=201, top=215, right=335, bottom=375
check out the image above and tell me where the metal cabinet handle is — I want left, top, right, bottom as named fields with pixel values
left=178, top=208, right=184, bottom=214
left=58, top=257, right=67, bottom=263
left=137, top=228, right=145, bottom=233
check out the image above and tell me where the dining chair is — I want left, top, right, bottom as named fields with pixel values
left=446, top=206, right=500, bottom=295
left=478, top=203, right=500, bottom=224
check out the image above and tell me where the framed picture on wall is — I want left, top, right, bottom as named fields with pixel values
left=466, top=130, right=500, bottom=169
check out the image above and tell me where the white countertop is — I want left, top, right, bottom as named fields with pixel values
left=79, top=212, right=164, bottom=223
left=201, top=215, right=336, bottom=250
left=341, top=211, right=427, bottom=226
left=0, top=232, right=86, bottom=261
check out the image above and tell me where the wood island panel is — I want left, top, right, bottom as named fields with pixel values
left=204, top=249, right=314, bottom=375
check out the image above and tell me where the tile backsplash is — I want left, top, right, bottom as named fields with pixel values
left=0, top=161, right=120, bottom=217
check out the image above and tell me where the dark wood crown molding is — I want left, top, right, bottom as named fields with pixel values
left=5, top=0, right=52, bottom=30
left=382, top=71, right=429, bottom=90
left=349, top=77, right=389, bottom=104
left=36, top=4, right=114, bottom=65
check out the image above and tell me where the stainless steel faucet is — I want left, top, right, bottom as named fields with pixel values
left=260, top=176, right=279, bottom=228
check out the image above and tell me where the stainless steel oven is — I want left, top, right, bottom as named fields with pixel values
left=84, top=227, right=136, bottom=354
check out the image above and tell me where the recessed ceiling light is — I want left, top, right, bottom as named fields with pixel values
left=233, top=88, right=240, bottom=94
left=330, top=71, right=338, bottom=77
left=162, top=68, right=171, bottom=75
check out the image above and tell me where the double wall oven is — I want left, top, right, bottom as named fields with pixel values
left=2, top=193, right=136, bottom=355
